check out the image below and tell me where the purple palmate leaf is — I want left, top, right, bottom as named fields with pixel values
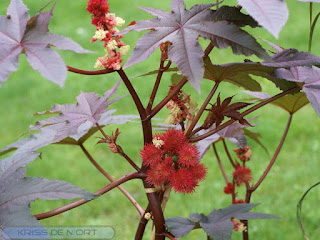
left=212, top=6, right=259, bottom=28
left=119, top=0, right=269, bottom=91
left=0, top=151, right=97, bottom=228
left=196, top=122, right=248, bottom=159
left=263, top=49, right=320, bottom=68
left=0, top=110, right=137, bottom=156
left=237, top=0, right=289, bottom=38
left=275, top=66, right=320, bottom=116
left=29, top=81, right=125, bottom=142
left=166, top=203, right=279, bottom=239
left=0, top=0, right=91, bottom=87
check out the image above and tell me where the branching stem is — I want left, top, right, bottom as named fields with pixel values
left=79, top=144, right=144, bottom=215
left=147, top=60, right=169, bottom=112
left=95, top=123, right=140, bottom=171
left=250, top=114, right=293, bottom=192
left=190, top=87, right=299, bottom=142
left=185, top=81, right=220, bottom=137
left=222, top=139, right=237, bottom=168
left=117, top=69, right=146, bottom=119
left=147, top=42, right=215, bottom=121
left=34, top=172, right=144, bottom=220
left=213, top=143, right=229, bottom=184
left=67, top=65, right=115, bottom=75
left=242, top=114, right=293, bottom=240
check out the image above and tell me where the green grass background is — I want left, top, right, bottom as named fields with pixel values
left=0, top=0, right=320, bottom=239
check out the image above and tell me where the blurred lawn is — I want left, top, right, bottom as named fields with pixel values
left=1, top=0, right=320, bottom=239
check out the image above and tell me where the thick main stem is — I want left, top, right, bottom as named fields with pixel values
left=116, top=68, right=165, bottom=239
left=134, top=42, right=215, bottom=239
left=34, top=172, right=143, bottom=220
left=117, top=69, right=146, bottom=119
left=80, top=144, right=144, bottom=216
left=140, top=119, right=166, bottom=240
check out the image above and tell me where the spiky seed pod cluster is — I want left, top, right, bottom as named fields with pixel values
left=140, top=129, right=206, bottom=194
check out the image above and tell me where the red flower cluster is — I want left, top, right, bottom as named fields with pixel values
left=233, top=146, right=252, bottom=162
left=140, top=129, right=206, bottom=194
left=86, top=0, right=110, bottom=27
left=86, top=0, right=130, bottom=70
left=165, top=85, right=197, bottom=125
left=233, top=166, right=252, bottom=186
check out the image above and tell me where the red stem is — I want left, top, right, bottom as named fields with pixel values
left=148, top=77, right=188, bottom=120
left=162, top=232, right=177, bottom=240
left=190, top=87, right=299, bottom=143
left=147, top=42, right=215, bottom=121
left=222, top=139, right=237, bottom=168
left=146, top=60, right=172, bottom=112
left=212, top=143, right=229, bottom=184
left=120, top=151, right=141, bottom=171
left=117, top=69, right=146, bottom=119
left=34, top=172, right=144, bottom=220
left=80, top=144, right=144, bottom=216
left=67, top=65, right=115, bottom=75
left=95, top=123, right=140, bottom=171
left=135, top=204, right=152, bottom=240
left=250, top=114, right=293, bottom=192
left=242, top=114, right=293, bottom=240
left=185, top=81, right=220, bottom=137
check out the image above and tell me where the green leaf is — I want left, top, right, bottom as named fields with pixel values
left=272, top=92, right=310, bottom=114
left=265, top=74, right=298, bottom=92
left=243, top=91, right=309, bottom=114
left=204, top=58, right=267, bottom=91
left=243, top=128, right=269, bottom=154
left=171, top=73, right=184, bottom=85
